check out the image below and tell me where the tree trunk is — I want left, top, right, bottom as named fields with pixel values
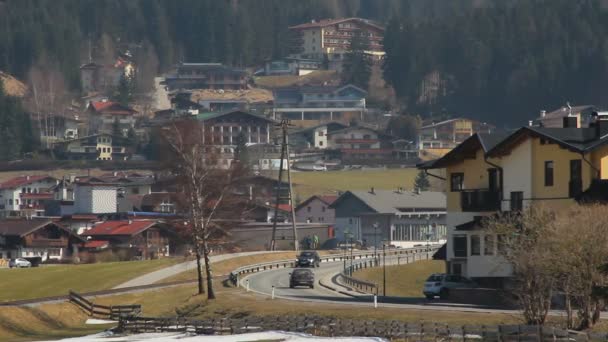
left=203, top=239, right=215, bottom=299
left=195, top=248, right=204, bottom=295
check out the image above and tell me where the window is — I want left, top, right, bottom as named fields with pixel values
left=48, top=249, right=61, bottom=257
left=319, top=141, right=324, bottom=147
left=348, top=218, right=353, bottom=224
left=470, top=235, right=481, bottom=256
left=453, top=236, right=467, bottom=257
left=131, top=188, right=139, bottom=195
left=450, top=173, right=464, bottom=192
left=544, top=161, right=554, bottom=186
left=510, top=191, right=523, bottom=211
left=484, top=235, right=495, bottom=256
left=8, top=199, right=12, bottom=205
left=307, top=206, right=311, bottom=213
left=318, top=131, right=324, bottom=137
left=321, top=206, right=326, bottom=212
left=452, top=263, right=463, bottom=276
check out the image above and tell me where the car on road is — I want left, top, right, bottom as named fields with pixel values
left=295, top=251, right=321, bottom=268
left=9, top=258, right=32, bottom=268
left=423, top=273, right=476, bottom=299
left=289, top=268, right=315, bottom=289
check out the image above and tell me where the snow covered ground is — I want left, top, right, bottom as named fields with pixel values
left=46, top=331, right=387, bottom=342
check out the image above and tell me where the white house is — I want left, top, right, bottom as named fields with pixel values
left=0, top=175, right=58, bottom=218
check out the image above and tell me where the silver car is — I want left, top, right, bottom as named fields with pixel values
left=423, top=273, right=476, bottom=299
left=9, top=258, right=31, bottom=268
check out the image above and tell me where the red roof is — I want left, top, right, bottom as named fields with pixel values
left=84, top=240, right=109, bottom=249
left=0, top=175, right=56, bottom=190
left=89, top=101, right=137, bottom=116
left=318, top=195, right=338, bottom=205
left=277, top=204, right=292, bottom=212
left=83, top=220, right=156, bottom=237
left=289, top=17, right=384, bottom=31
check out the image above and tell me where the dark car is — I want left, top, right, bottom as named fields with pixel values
left=296, top=251, right=321, bottom=268
left=289, top=268, right=315, bottom=289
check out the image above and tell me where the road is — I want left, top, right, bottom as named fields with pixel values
left=242, top=257, right=604, bottom=318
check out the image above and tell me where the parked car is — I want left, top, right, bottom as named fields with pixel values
left=289, top=268, right=315, bottom=289
left=9, top=258, right=32, bottom=268
left=295, top=251, right=321, bottom=268
left=423, top=273, right=476, bottom=299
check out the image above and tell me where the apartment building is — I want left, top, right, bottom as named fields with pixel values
left=0, top=175, right=58, bottom=217
left=326, top=125, right=394, bottom=161
left=419, top=112, right=608, bottom=286
left=273, top=84, right=367, bottom=126
left=289, top=17, right=384, bottom=61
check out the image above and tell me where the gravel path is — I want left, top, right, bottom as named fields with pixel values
left=113, top=251, right=281, bottom=289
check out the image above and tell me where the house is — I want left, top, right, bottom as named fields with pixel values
left=261, top=57, right=321, bottom=76
left=0, top=175, right=58, bottom=218
left=194, top=110, right=276, bottom=168
left=233, top=175, right=290, bottom=205
left=418, top=118, right=495, bottom=159
left=419, top=112, right=608, bottom=287
left=53, top=133, right=130, bottom=161
left=535, top=104, right=598, bottom=128
left=295, top=195, right=338, bottom=223
left=81, top=220, right=175, bottom=259
left=326, top=125, right=395, bottom=161
left=329, top=189, right=447, bottom=249
left=72, top=181, right=119, bottom=214
left=171, top=93, right=203, bottom=116
left=0, top=218, right=84, bottom=262
left=289, top=18, right=385, bottom=62
left=87, top=100, right=138, bottom=135
left=290, top=122, right=348, bottom=150
left=139, top=192, right=182, bottom=213
left=272, top=84, right=367, bottom=126
left=163, top=63, right=248, bottom=91
left=80, top=53, right=135, bottom=94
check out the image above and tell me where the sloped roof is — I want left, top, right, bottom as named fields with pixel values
left=0, top=175, right=56, bottom=190
left=89, top=101, right=137, bottom=115
left=296, top=195, right=338, bottom=211
left=418, top=133, right=510, bottom=169
left=83, top=220, right=157, bottom=237
left=0, top=219, right=84, bottom=242
left=196, top=110, right=275, bottom=123
left=289, top=17, right=384, bottom=31
left=541, top=105, right=597, bottom=120
left=84, top=240, right=109, bottom=249
left=331, top=190, right=446, bottom=214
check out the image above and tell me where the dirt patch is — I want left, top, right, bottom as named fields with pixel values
left=190, top=87, right=273, bottom=104
left=0, top=71, right=27, bottom=97
left=254, top=70, right=340, bottom=89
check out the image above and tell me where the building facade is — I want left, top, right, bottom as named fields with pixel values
left=418, top=118, right=495, bottom=159
left=0, top=176, right=58, bottom=218
left=164, top=63, right=248, bottom=91
left=295, top=195, right=338, bottom=223
left=420, top=114, right=608, bottom=286
left=289, top=18, right=385, bottom=61
left=53, top=133, right=130, bottom=161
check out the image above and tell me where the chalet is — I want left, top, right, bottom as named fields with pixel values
left=0, top=219, right=84, bottom=262
left=418, top=111, right=608, bottom=286
left=272, top=84, right=367, bottom=126
left=289, top=17, right=385, bottom=62
left=82, top=220, right=175, bottom=259
left=329, top=189, right=447, bottom=248
left=53, top=133, right=130, bottom=161
left=295, top=195, right=338, bottom=223
left=0, top=175, right=58, bottom=218
left=87, top=100, right=138, bottom=135
left=326, top=125, right=395, bottom=161
left=164, top=63, right=248, bottom=91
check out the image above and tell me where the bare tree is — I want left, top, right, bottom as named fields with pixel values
left=162, top=119, right=245, bottom=299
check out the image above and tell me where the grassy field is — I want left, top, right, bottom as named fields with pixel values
left=353, top=260, right=446, bottom=298
left=290, top=168, right=419, bottom=199
left=0, top=257, right=184, bottom=302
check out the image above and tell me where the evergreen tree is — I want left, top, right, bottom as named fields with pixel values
left=341, top=28, right=372, bottom=89
left=113, top=74, right=134, bottom=106
left=0, top=81, right=34, bottom=161
left=413, top=170, right=430, bottom=192
left=112, top=118, right=122, bottom=137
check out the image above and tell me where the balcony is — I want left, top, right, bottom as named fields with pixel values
left=27, top=239, right=67, bottom=248
left=335, top=139, right=378, bottom=144
left=460, top=190, right=501, bottom=212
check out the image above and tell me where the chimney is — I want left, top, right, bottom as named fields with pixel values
left=540, top=110, right=546, bottom=118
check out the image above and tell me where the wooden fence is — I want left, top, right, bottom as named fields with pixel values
left=69, top=290, right=141, bottom=320
left=116, top=314, right=606, bottom=341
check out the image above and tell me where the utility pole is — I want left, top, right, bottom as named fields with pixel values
left=270, top=119, right=298, bottom=251
left=383, top=243, right=386, bottom=296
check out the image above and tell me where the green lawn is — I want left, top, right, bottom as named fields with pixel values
left=353, top=260, right=446, bottom=298
left=289, top=168, right=419, bottom=200
left=0, top=258, right=184, bottom=302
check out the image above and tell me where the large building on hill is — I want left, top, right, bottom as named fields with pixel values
left=419, top=111, right=608, bottom=287
left=289, top=17, right=385, bottom=61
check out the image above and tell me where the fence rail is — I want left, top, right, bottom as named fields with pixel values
left=116, top=314, right=605, bottom=341
left=68, top=290, right=141, bottom=320
left=338, top=247, right=438, bottom=295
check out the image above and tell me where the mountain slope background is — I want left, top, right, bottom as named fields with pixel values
left=1, top=0, right=608, bottom=125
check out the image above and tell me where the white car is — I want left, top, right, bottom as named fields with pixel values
left=423, top=273, right=476, bottom=299
left=9, top=258, right=31, bottom=268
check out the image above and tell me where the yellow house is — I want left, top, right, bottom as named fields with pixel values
left=54, top=133, right=129, bottom=161
left=420, top=115, right=608, bottom=286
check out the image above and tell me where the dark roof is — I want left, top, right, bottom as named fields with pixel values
left=0, top=219, right=84, bottom=242
left=418, top=132, right=510, bottom=169
left=196, top=110, right=275, bottom=124
left=487, top=126, right=608, bottom=157
left=330, top=190, right=446, bottom=214
left=295, top=195, right=338, bottom=211
left=175, top=63, right=246, bottom=76
left=541, top=105, right=597, bottom=120
left=289, top=17, right=384, bottom=31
